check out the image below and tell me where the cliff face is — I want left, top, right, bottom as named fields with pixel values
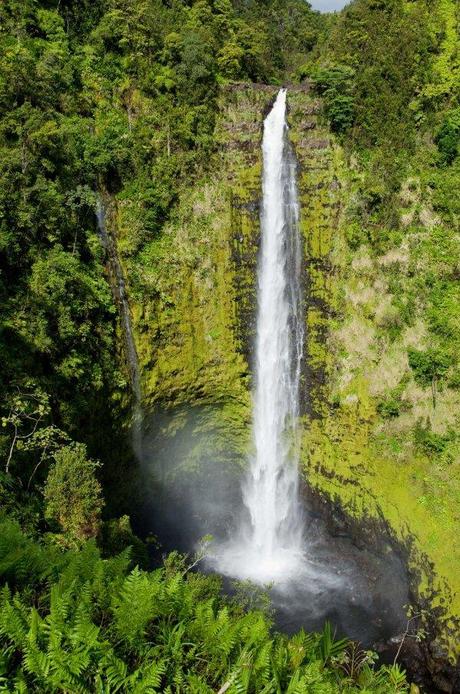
left=297, top=133, right=460, bottom=666
left=291, top=90, right=460, bottom=670
left=123, top=87, right=273, bottom=411
left=109, top=84, right=458, bottom=673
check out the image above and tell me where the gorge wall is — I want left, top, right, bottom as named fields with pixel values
left=107, top=84, right=459, bottom=682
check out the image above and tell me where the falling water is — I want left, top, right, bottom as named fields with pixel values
left=148, top=92, right=411, bottom=648
left=96, top=198, right=143, bottom=458
left=213, top=89, right=305, bottom=582
left=88, top=90, right=412, bottom=657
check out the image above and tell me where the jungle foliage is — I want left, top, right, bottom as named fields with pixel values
left=308, top=0, right=460, bottom=599
left=0, top=518, right=409, bottom=693
left=313, top=0, right=460, bottom=385
left=0, top=0, right=324, bottom=485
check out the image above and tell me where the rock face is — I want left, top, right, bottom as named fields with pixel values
left=108, top=84, right=458, bottom=688
left=287, top=92, right=460, bottom=686
left=125, top=86, right=275, bottom=412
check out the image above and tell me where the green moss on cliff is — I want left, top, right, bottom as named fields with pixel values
left=120, top=87, right=277, bottom=414
left=117, top=80, right=459, bottom=660
left=289, top=89, right=460, bottom=657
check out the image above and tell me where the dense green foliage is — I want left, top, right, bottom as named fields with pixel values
left=300, top=0, right=460, bottom=645
left=312, top=0, right=459, bottom=218
left=0, top=0, right=323, bottom=486
left=313, top=0, right=460, bottom=383
left=0, top=1, right=395, bottom=691
left=0, top=519, right=409, bottom=693
left=313, top=65, right=355, bottom=134
left=1, top=0, right=459, bottom=686
left=44, top=443, right=103, bottom=548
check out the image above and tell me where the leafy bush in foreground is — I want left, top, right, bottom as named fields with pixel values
left=0, top=519, right=408, bottom=693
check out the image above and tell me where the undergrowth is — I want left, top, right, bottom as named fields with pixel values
left=0, top=519, right=409, bottom=693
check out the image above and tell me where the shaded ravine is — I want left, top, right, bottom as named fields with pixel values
left=121, top=84, right=459, bottom=691
left=137, top=404, right=410, bottom=653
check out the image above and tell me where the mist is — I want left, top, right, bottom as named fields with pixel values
left=135, top=402, right=410, bottom=647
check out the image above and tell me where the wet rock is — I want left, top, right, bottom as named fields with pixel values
left=432, top=673, right=453, bottom=693
left=389, top=633, right=405, bottom=646
left=430, top=641, right=449, bottom=661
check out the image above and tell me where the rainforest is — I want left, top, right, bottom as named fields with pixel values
left=0, top=0, right=459, bottom=692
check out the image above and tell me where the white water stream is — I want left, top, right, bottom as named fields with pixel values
left=148, top=91, right=410, bottom=645
left=143, top=90, right=410, bottom=647
left=214, top=89, right=305, bottom=583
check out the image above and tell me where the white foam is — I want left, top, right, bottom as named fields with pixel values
left=213, top=90, right=305, bottom=584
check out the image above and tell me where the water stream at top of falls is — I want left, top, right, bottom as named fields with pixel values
left=212, top=89, right=306, bottom=583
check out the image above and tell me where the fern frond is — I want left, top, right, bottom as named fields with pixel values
left=129, top=659, right=166, bottom=693
left=100, top=652, right=128, bottom=693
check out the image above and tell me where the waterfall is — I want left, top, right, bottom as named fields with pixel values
left=244, top=88, right=304, bottom=566
left=96, top=198, right=143, bottom=457
left=213, top=89, right=305, bottom=583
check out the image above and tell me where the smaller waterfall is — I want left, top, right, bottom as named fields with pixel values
left=96, top=199, right=143, bottom=456
left=213, top=89, right=305, bottom=583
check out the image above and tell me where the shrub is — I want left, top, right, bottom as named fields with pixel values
left=407, top=348, right=451, bottom=388
left=314, top=64, right=355, bottom=133
left=44, top=443, right=103, bottom=548
left=0, top=519, right=410, bottom=693
left=435, top=109, right=460, bottom=165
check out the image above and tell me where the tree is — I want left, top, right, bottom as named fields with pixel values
left=435, top=109, right=460, bottom=165
left=44, top=443, right=103, bottom=547
left=408, top=348, right=451, bottom=408
left=314, top=65, right=355, bottom=133
left=2, top=386, right=50, bottom=474
left=218, top=41, right=245, bottom=80
left=1, top=384, right=68, bottom=484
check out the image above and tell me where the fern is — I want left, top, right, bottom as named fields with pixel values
left=185, top=673, right=214, bottom=693
left=254, top=640, right=273, bottom=684
left=0, top=520, right=53, bottom=588
left=0, top=592, right=29, bottom=648
left=101, top=652, right=129, bottom=692
left=111, top=567, right=161, bottom=647
left=0, top=521, right=410, bottom=694
left=287, top=630, right=318, bottom=670
left=318, top=622, right=348, bottom=664
left=129, top=659, right=166, bottom=693
left=286, top=671, right=309, bottom=694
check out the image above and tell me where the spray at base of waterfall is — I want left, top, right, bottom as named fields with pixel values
left=137, top=404, right=409, bottom=647
left=213, top=89, right=305, bottom=584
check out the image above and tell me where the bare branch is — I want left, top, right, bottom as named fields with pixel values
left=5, top=424, right=18, bottom=474
left=27, top=445, right=48, bottom=491
left=394, top=614, right=422, bottom=665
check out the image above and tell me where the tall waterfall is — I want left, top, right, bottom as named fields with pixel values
left=214, top=89, right=305, bottom=582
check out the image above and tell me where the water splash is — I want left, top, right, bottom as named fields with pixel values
left=213, top=89, right=305, bottom=583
